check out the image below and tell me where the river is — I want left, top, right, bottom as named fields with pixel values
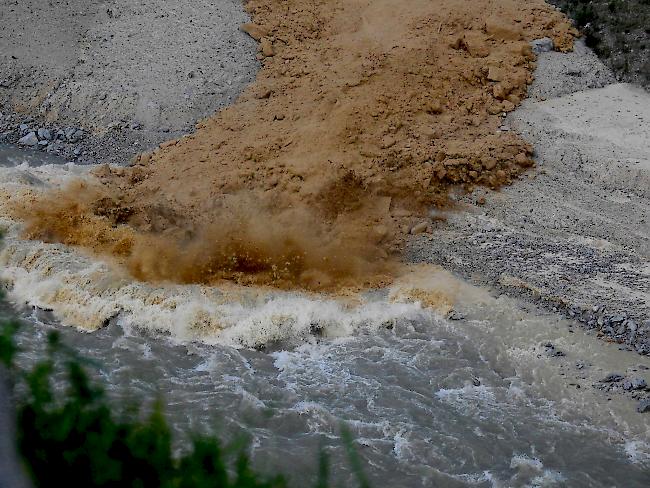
left=1, top=144, right=649, bottom=487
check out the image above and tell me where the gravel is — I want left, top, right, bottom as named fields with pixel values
left=408, top=39, right=650, bottom=358
left=0, top=0, right=259, bottom=165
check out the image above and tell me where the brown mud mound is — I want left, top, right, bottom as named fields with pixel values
left=18, top=0, right=576, bottom=291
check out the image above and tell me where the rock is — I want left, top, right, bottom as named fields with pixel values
left=37, top=128, right=51, bottom=140
left=240, top=23, right=269, bottom=41
left=487, top=103, right=503, bottom=115
left=73, top=147, right=82, bottom=156
left=64, top=127, right=76, bottom=140
left=463, top=37, right=490, bottom=58
left=37, top=140, right=49, bottom=147
left=501, top=100, right=515, bottom=112
left=380, top=135, right=396, bottom=149
left=260, top=37, right=275, bottom=57
left=531, top=37, right=554, bottom=54
left=542, top=342, right=565, bottom=357
left=487, top=67, right=506, bottom=82
left=623, top=378, right=647, bottom=391
left=637, top=399, right=650, bottom=413
left=601, top=373, right=624, bottom=383
left=68, top=129, right=84, bottom=143
left=55, top=129, right=66, bottom=141
left=17, top=132, right=38, bottom=146
left=448, top=311, right=465, bottom=321
left=410, top=221, right=429, bottom=234
left=610, top=315, right=625, bottom=323
left=92, top=164, right=112, bottom=178
left=18, top=123, right=29, bottom=134
left=485, top=17, right=523, bottom=41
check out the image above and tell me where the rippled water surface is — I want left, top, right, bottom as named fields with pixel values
left=2, top=145, right=649, bottom=487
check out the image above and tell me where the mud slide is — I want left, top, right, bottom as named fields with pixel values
left=13, top=0, right=576, bottom=291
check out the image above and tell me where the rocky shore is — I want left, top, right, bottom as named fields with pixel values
left=409, top=39, right=650, bottom=372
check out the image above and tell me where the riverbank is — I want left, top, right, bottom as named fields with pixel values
left=408, top=38, right=650, bottom=359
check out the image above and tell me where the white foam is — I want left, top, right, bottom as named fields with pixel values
left=624, top=440, right=650, bottom=465
left=0, top=162, right=437, bottom=347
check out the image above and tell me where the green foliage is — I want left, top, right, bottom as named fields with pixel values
left=0, top=321, right=368, bottom=488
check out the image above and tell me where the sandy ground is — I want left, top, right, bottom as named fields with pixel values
left=409, top=38, right=650, bottom=354
left=0, top=0, right=259, bottom=164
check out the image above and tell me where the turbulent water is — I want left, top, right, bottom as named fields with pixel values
left=1, top=145, right=650, bottom=487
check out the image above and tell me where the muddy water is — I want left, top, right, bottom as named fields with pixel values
left=1, top=145, right=650, bottom=487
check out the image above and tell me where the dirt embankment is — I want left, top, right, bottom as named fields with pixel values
left=16, top=0, right=576, bottom=291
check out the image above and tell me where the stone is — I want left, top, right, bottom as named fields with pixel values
left=629, top=378, right=647, bottom=390
left=18, top=123, right=29, bottom=134
left=487, top=103, right=503, bottom=115
left=485, top=17, right=523, bottom=41
left=260, top=37, right=275, bottom=57
left=240, top=23, right=269, bottom=41
left=501, top=100, right=515, bottom=112
left=37, top=140, right=49, bottom=147
left=68, top=129, right=84, bottom=143
left=610, top=315, right=625, bottom=323
left=17, top=132, right=38, bottom=146
left=92, top=164, right=111, bottom=178
left=410, top=221, right=429, bottom=234
left=637, top=399, right=650, bottom=413
left=531, top=37, right=554, bottom=54
left=487, top=67, right=506, bottom=82
left=380, top=135, right=396, bottom=149
left=462, top=35, right=490, bottom=58
left=448, top=311, right=465, bottom=321
left=37, top=128, right=51, bottom=140
left=601, top=373, right=624, bottom=383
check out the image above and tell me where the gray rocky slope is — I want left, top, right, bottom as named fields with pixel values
left=0, top=0, right=259, bottom=165
left=409, top=39, right=650, bottom=356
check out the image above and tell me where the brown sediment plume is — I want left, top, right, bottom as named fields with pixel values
left=16, top=0, right=576, bottom=291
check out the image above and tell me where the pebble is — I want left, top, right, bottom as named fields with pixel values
left=64, top=127, right=77, bottom=140
left=18, top=132, right=39, bottom=146
left=623, top=378, right=647, bottom=391
left=37, top=128, right=52, bottom=140
left=448, top=311, right=465, bottom=321
left=601, top=373, right=624, bottom=383
left=410, top=221, right=429, bottom=234
left=68, top=129, right=84, bottom=143
left=637, top=399, right=650, bottom=413
left=531, top=37, right=554, bottom=54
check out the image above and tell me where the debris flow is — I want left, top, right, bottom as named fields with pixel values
left=16, top=0, right=576, bottom=290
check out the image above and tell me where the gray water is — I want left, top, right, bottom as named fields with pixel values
left=2, top=144, right=650, bottom=487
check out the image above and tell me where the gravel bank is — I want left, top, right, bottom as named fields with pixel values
left=0, top=0, right=259, bottom=164
left=409, top=38, right=650, bottom=356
